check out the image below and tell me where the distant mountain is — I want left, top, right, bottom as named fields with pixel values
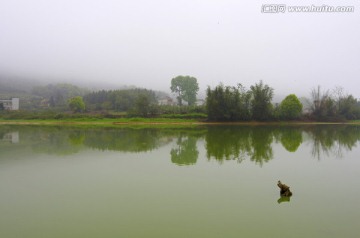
left=0, top=75, right=41, bottom=93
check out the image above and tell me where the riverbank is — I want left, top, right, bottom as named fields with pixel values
left=0, top=118, right=203, bottom=128
left=1, top=118, right=359, bottom=127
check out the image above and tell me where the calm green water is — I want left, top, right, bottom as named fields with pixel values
left=0, top=125, right=359, bottom=238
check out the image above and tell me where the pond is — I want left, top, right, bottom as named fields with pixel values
left=0, top=125, right=359, bottom=238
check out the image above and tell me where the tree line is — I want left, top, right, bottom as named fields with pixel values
left=206, top=81, right=360, bottom=122
left=83, top=88, right=158, bottom=116
left=1, top=75, right=360, bottom=121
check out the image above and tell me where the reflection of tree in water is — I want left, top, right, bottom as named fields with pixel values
left=205, top=126, right=275, bottom=166
left=82, top=128, right=165, bottom=152
left=305, top=125, right=360, bottom=159
left=2, top=125, right=360, bottom=163
left=171, top=135, right=199, bottom=166
left=279, top=128, right=303, bottom=152
left=1, top=126, right=205, bottom=156
left=249, top=127, right=274, bottom=166
left=205, top=126, right=251, bottom=164
left=81, top=127, right=207, bottom=154
left=68, top=131, right=85, bottom=145
left=15, top=126, right=84, bottom=156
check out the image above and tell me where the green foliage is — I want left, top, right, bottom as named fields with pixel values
left=135, top=94, right=151, bottom=117
left=304, top=125, right=360, bottom=159
left=170, top=75, right=199, bottom=106
left=0, top=81, right=89, bottom=111
left=83, top=88, right=157, bottom=113
left=159, top=105, right=206, bottom=115
left=308, top=86, right=360, bottom=121
left=171, top=136, right=199, bottom=165
left=279, top=128, right=303, bottom=152
left=32, top=83, right=88, bottom=109
left=309, top=86, right=335, bottom=120
left=206, top=84, right=251, bottom=121
left=160, top=113, right=207, bottom=119
left=250, top=81, right=274, bottom=121
left=0, top=110, right=57, bottom=120
left=68, top=96, right=85, bottom=113
left=82, top=128, right=163, bottom=152
left=205, top=126, right=251, bottom=163
left=2, top=125, right=360, bottom=169
left=131, top=94, right=159, bottom=117
left=337, top=95, right=360, bottom=120
left=279, top=94, right=303, bottom=120
left=205, top=126, right=274, bottom=166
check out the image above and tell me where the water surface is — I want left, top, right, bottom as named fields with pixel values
left=0, top=125, right=359, bottom=238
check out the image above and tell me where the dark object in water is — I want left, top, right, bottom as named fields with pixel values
left=277, top=180, right=293, bottom=197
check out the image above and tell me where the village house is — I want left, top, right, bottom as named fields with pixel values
left=158, top=96, right=176, bottom=106
left=0, top=98, right=19, bottom=110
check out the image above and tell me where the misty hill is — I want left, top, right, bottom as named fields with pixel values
left=0, top=75, right=41, bottom=94
left=0, top=75, right=172, bottom=110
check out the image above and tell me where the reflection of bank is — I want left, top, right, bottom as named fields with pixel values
left=2, top=132, right=19, bottom=143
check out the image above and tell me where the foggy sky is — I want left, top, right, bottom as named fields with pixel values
left=1, top=0, right=359, bottom=99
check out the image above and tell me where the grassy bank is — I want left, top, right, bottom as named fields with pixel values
left=2, top=111, right=360, bottom=127
left=1, top=118, right=359, bottom=127
left=0, top=117, right=205, bottom=128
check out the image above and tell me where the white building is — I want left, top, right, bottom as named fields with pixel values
left=158, top=96, right=176, bottom=106
left=0, top=98, right=19, bottom=110
left=195, top=99, right=205, bottom=106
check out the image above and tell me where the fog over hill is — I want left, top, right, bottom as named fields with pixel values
left=1, top=0, right=359, bottom=100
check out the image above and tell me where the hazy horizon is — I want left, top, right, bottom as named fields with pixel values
left=1, top=0, right=359, bottom=99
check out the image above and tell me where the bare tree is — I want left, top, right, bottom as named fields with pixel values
left=309, top=85, right=335, bottom=119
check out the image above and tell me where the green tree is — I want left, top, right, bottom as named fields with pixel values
left=133, top=94, right=153, bottom=117
left=206, top=83, right=251, bottom=121
left=68, top=96, right=85, bottom=113
left=170, top=75, right=199, bottom=106
left=32, top=83, right=88, bottom=108
left=279, top=94, right=303, bottom=120
left=250, top=81, right=274, bottom=121
left=332, top=87, right=360, bottom=120
left=83, top=88, right=157, bottom=113
left=338, top=95, right=360, bottom=119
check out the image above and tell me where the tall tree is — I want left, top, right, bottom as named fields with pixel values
left=134, top=94, right=153, bottom=117
left=309, top=86, right=335, bottom=120
left=250, top=81, right=274, bottom=121
left=206, top=83, right=251, bottom=121
left=170, top=75, right=199, bottom=106
left=332, top=87, right=360, bottom=120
